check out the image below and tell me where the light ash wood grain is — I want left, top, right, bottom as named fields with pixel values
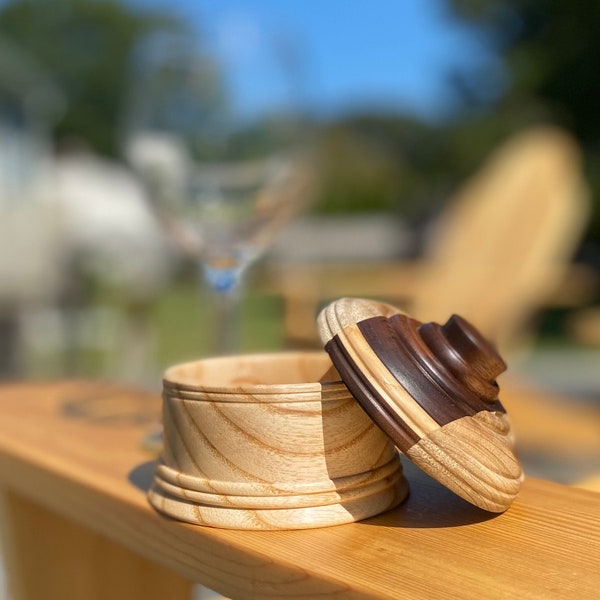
left=0, top=381, right=599, bottom=599
left=0, top=490, right=193, bottom=600
left=154, top=352, right=407, bottom=529
left=406, top=413, right=523, bottom=512
left=318, top=297, right=400, bottom=342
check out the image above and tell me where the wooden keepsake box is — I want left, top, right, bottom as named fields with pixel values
left=149, top=352, right=408, bottom=530
left=318, top=297, right=523, bottom=513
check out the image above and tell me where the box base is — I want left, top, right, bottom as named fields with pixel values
left=148, top=460, right=409, bottom=530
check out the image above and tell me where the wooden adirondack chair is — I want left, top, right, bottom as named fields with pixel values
left=264, top=126, right=600, bottom=488
left=267, top=126, right=593, bottom=352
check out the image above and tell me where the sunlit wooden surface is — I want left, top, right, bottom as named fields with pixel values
left=0, top=380, right=599, bottom=599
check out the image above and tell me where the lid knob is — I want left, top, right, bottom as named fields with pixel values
left=417, top=314, right=506, bottom=402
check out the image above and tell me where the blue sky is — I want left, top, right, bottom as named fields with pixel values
left=133, top=0, right=500, bottom=121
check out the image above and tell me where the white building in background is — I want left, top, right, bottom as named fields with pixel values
left=0, top=36, right=66, bottom=376
left=0, top=36, right=175, bottom=380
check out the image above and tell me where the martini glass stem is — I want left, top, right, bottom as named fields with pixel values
left=201, top=262, right=244, bottom=355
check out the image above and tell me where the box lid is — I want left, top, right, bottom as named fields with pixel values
left=318, top=297, right=523, bottom=512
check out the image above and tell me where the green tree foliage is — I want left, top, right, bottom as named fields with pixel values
left=315, top=115, right=457, bottom=219
left=318, top=0, right=600, bottom=251
left=0, top=0, right=183, bottom=156
left=448, top=0, right=600, bottom=140
left=446, top=0, right=600, bottom=244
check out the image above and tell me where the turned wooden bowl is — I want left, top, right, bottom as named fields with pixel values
left=148, top=352, right=408, bottom=529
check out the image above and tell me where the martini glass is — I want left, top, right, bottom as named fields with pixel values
left=122, top=19, right=315, bottom=355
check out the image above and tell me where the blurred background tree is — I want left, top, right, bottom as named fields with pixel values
left=315, top=116, right=451, bottom=220
left=0, top=0, right=183, bottom=156
left=0, top=0, right=598, bottom=252
left=445, top=0, right=600, bottom=253
left=0, top=0, right=597, bottom=377
left=316, top=0, right=600, bottom=256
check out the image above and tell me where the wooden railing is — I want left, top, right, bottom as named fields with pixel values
left=0, top=381, right=599, bottom=599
